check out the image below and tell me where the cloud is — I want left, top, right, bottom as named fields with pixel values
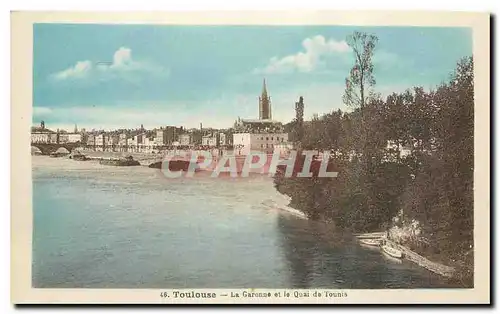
left=32, top=81, right=418, bottom=132
left=113, top=47, right=132, bottom=67
left=31, top=83, right=348, bottom=131
left=254, top=35, right=351, bottom=74
left=51, top=47, right=166, bottom=81
left=53, top=61, right=92, bottom=80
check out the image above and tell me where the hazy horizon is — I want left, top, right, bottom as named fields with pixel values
left=33, top=24, right=472, bottom=132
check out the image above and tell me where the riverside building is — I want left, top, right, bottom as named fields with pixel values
left=232, top=79, right=290, bottom=156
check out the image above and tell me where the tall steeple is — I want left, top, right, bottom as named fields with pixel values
left=259, top=78, right=271, bottom=120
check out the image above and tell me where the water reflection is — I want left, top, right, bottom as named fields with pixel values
left=276, top=214, right=454, bottom=289
left=32, top=156, right=457, bottom=289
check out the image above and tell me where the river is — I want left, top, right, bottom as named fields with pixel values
left=31, top=156, right=455, bottom=288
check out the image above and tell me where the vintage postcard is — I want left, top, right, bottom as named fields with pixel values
left=11, top=11, right=490, bottom=304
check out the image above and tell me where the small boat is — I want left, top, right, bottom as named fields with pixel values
left=381, top=250, right=403, bottom=264
left=381, top=245, right=403, bottom=259
left=354, top=232, right=386, bottom=239
left=359, top=238, right=381, bottom=247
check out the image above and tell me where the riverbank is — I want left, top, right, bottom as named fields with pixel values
left=261, top=200, right=307, bottom=219
left=270, top=201, right=459, bottom=280
left=267, top=198, right=461, bottom=280
left=384, top=239, right=456, bottom=278
left=79, top=150, right=163, bottom=166
left=353, top=231, right=457, bottom=279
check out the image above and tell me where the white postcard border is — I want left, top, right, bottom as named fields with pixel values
left=11, top=11, right=490, bottom=304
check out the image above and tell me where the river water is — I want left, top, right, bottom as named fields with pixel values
left=32, top=156, right=455, bottom=289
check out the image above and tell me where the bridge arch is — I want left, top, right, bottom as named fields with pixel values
left=31, top=146, right=42, bottom=155
left=55, top=147, right=70, bottom=154
left=30, top=143, right=81, bottom=155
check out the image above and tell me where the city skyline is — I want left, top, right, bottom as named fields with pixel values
left=33, top=24, right=472, bottom=131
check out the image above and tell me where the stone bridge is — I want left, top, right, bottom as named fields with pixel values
left=31, top=142, right=82, bottom=155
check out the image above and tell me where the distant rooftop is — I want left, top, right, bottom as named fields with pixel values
left=31, top=126, right=56, bottom=133
left=240, top=119, right=281, bottom=124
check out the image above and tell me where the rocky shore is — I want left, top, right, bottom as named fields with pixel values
left=78, top=150, right=164, bottom=166
left=99, top=156, right=141, bottom=167
left=148, top=159, right=196, bottom=172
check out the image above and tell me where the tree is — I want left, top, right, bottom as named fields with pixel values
left=342, top=31, right=378, bottom=110
left=272, top=32, right=474, bottom=285
left=342, top=31, right=379, bottom=168
left=291, top=96, right=305, bottom=146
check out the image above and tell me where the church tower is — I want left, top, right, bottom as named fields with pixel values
left=259, top=79, right=271, bottom=120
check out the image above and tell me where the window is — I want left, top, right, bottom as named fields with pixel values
left=266, top=144, right=269, bottom=148
left=261, top=144, right=264, bottom=148
left=271, top=137, right=274, bottom=140
left=266, top=137, right=269, bottom=141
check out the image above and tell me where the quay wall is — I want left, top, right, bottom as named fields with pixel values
left=385, top=239, right=456, bottom=278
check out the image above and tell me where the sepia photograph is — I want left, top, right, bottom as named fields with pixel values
left=11, top=11, right=490, bottom=304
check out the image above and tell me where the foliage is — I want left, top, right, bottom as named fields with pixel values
left=342, top=31, right=378, bottom=110
left=274, top=30, right=473, bottom=285
left=287, top=96, right=305, bottom=145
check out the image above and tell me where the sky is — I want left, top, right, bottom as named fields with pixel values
left=32, top=24, right=472, bottom=131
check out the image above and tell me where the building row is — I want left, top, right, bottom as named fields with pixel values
left=30, top=122, right=230, bottom=149
left=83, top=129, right=230, bottom=151
left=30, top=122, right=82, bottom=144
left=30, top=79, right=295, bottom=156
